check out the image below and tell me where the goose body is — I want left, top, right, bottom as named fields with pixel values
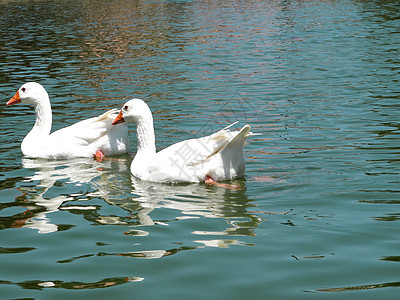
left=7, top=82, right=129, bottom=159
left=112, top=98, right=254, bottom=184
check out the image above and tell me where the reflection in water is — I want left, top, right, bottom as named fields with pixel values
left=86, top=177, right=261, bottom=257
left=317, top=280, right=400, bottom=293
left=42, top=175, right=261, bottom=264
left=106, top=177, right=261, bottom=237
left=372, top=213, right=400, bottom=222
left=3, top=157, right=129, bottom=234
left=57, top=246, right=199, bottom=264
left=31, top=170, right=263, bottom=265
left=3, top=156, right=261, bottom=247
left=4, top=155, right=261, bottom=258
left=0, top=276, right=143, bottom=290
left=0, top=246, right=35, bottom=254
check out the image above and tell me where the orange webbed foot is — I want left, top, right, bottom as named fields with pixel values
left=94, top=150, right=105, bottom=162
left=204, top=175, right=241, bottom=190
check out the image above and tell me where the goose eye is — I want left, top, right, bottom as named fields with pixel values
left=21, top=87, right=26, bottom=92
left=124, top=105, right=129, bottom=111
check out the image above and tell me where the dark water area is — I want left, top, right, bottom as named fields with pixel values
left=0, top=0, right=399, bottom=299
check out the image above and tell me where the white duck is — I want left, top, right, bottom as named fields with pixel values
left=112, top=98, right=255, bottom=186
left=7, top=82, right=129, bottom=159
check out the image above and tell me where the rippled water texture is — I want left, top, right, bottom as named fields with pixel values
left=0, top=0, right=399, bottom=299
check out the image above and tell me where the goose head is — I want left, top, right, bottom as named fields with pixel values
left=7, top=82, right=49, bottom=106
left=112, top=98, right=152, bottom=125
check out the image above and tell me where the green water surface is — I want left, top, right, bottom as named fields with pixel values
left=0, top=0, right=399, bottom=299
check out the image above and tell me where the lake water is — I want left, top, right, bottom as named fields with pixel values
left=0, top=0, right=399, bottom=299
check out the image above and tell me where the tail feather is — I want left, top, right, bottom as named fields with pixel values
left=222, top=124, right=250, bottom=153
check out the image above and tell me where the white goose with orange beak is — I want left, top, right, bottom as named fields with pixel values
left=112, top=98, right=256, bottom=187
left=7, top=82, right=129, bottom=160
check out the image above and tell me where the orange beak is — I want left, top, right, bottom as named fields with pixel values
left=7, top=90, right=21, bottom=106
left=112, top=110, right=125, bottom=125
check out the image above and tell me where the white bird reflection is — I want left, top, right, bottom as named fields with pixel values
left=98, top=176, right=262, bottom=248
left=14, top=157, right=129, bottom=234
left=13, top=156, right=261, bottom=252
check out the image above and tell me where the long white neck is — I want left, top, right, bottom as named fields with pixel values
left=135, top=115, right=156, bottom=156
left=22, top=96, right=52, bottom=151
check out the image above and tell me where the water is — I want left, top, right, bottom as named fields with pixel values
left=0, top=0, right=399, bottom=299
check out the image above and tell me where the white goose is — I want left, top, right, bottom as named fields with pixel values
left=112, top=98, right=255, bottom=186
left=7, top=82, right=129, bottom=159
